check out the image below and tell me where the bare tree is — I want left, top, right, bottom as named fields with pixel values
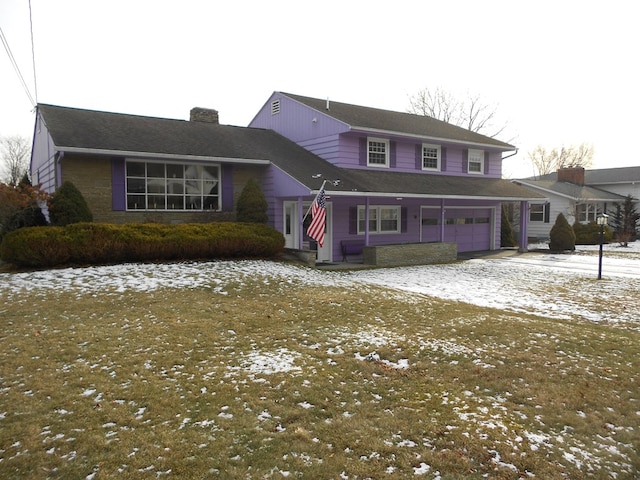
left=1, top=135, right=31, bottom=185
left=528, top=143, right=594, bottom=177
left=408, top=86, right=507, bottom=139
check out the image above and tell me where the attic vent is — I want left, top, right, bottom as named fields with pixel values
left=271, top=100, right=281, bottom=115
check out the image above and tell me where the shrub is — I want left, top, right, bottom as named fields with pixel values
left=0, top=222, right=285, bottom=268
left=549, top=213, right=575, bottom=252
left=48, top=181, right=93, bottom=226
left=236, top=178, right=268, bottom=223
left=573, top=221, right=613, bottom=245
left=500, top=203, right=516, bottom=247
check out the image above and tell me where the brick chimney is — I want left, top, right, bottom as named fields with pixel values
left=190, top=107, right=219, bottom=124
left=557, top=167, right=585, bottom=186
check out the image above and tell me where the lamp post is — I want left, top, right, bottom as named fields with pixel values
left=596, top=213, right=609, bottom=280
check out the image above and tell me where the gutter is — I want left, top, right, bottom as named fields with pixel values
left=54, top=146, right=271, bottom=165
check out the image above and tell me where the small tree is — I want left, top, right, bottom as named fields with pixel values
left=611, top=195, right=639, bottom=246
left=1, top=135, right=31, bottom=185
left=236, top=178, right=268, bottom=223
left=48, top=181, right=93, bottom=226
left=500, top=203, right=516, bottom=247
left=549, top=213, right=575, bottom=252
left=0, top=177, right=49, bottom=241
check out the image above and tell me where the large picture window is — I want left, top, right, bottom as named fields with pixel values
left=357, top=206, right=400, bottom=234
left=126, top=161, right=220, bottom=211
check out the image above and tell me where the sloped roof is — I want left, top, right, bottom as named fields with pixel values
left=37, top=103, right=539, bottom=200
left=522, top=166, right=640, bottom=185
left=514, top=178, right=625, bottom=202
left=281, top=92, right=515, bottom=150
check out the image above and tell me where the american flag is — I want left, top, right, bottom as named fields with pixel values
left=307, top=187, right=326, bottom=247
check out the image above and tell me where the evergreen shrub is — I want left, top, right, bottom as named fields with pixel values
left=49, top=181, right=93, bottom=226
left=500, top=203, right=516, bottom=247
left=236, top=178, right=268, bottom=223
left=573, top=221, right=613, bottom=245
left=548, top=213, right=576, bottom=252
left=0, top=222, right=285, bottom=268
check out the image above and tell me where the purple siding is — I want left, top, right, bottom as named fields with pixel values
left=250, top=93, right=349, bottom=143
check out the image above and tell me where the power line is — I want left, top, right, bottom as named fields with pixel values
left=0, top=24, right=36, bottom=108
left=29, top=0, right=38, bottom=104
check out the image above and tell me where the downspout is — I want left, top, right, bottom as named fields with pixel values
left=56, top=151, right=64, bottom=188
left=519, top=200, right=529, bottom=253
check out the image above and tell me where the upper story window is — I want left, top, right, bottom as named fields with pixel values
left=422, top=144, right=441, bottom=170
left=126, top=161, right=220, bottom=211
left=368, top=137, right=389, bottom=167
left=357, top=205, right=400, bottom=234
left=468, top=149, right=484, bottom=174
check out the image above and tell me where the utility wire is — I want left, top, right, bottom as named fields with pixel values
left=29, top=0, right=38, bottom=104
left=0, top=25, right=36, bottom=107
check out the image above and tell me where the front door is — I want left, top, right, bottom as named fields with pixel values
left=303, top=201, right=332, bottom=263
left=283, top=201, right=298, bottom=249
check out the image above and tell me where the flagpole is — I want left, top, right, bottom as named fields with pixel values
left=302, top=179, right=327, bottom=222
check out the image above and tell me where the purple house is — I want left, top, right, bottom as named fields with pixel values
left=250, top=92, right=541, bottom=262
left=30, top=94, right=541, bottom=265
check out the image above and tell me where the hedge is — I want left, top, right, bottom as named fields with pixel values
left=573, top=221, right=614, bottom=245
left=0, top=222, right=285, bottom=268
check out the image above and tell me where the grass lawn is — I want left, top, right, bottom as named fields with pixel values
left=1, top=261, right=639, bottom=479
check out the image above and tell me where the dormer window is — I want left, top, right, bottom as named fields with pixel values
left=368, top=137, right=389, bottom=167
left=468, top=149, right=484, bottom=174
left=422, top=144, right=441, bottom=171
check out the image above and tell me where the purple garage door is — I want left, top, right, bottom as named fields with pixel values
left=444, top=209, right=492, bottom=252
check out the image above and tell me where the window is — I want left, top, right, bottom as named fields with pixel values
left=576, top=203, right=599, bottom=223
left=357, top=206, right=400, bottom=233
left=368, top=137, right=389, bottom=167
left=530, top=203, right=547, bottom=222
left=422, top=144, right=441, bottom=170
left=126, top=161, right=220, bottom=211
left=468, top=149, right=484, bottom=174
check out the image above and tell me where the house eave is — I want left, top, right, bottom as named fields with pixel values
left=349, top=127, right=514, bottom=151
left=318, top=190, right=543, bottom=202
left=514, top=180, right=624, bottom=202
left=55, top=146, right=272, bottom=165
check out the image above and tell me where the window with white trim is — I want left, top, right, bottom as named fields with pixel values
left=530, top=203, right=547, bottom=222
left=357, top=205, right=400, bottom=233
left=468, top=149, right=484, bottom=174
left=126, top=161, right=220, bottom=211
left=576, top=203, right=599, bottom=223
left=368, top=137, right=389, bottom=167
left=422, top=144, right=441, bottom=170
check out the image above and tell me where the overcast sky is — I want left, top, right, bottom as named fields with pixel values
left=1, top=0, right=638, bottom=179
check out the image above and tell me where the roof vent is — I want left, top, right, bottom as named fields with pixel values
left=190, top=107, right=219, bottom=124
left=271, top=100, right=281, bottom=115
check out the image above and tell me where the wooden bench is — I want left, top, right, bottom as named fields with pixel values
left=340, top=239, right=365, bottom=262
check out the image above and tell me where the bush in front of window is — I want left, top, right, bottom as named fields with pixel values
left=236, top=178, right=268, bottom=224
left=48, top=181, right=93, bottom=226
left=548, top=213, right=576, bottom=252
left=0, top=222, right=285, bottom=268
left=573, top=221, right=613, bottom=245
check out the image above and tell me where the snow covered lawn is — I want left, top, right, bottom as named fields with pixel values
left=1, top=242, right=639, bottom=478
